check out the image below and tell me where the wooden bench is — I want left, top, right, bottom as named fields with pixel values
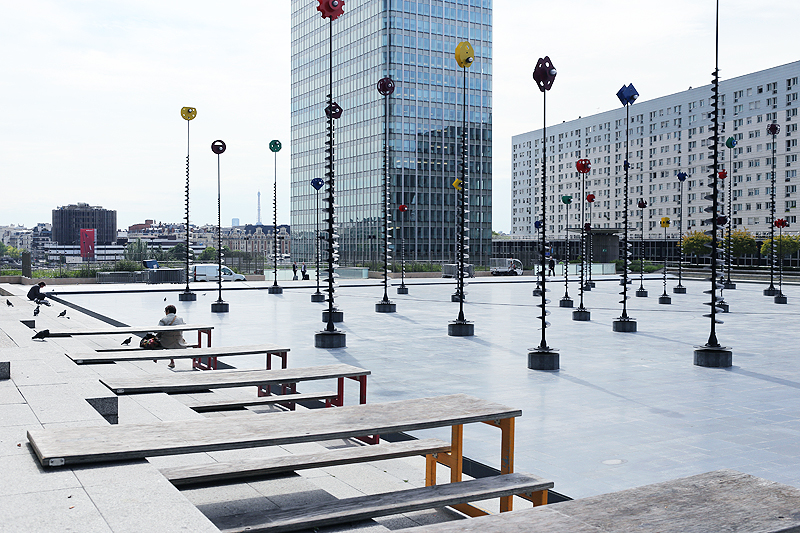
left=67, top=344, right=290, bottom=371
left=98, top=364, right=369, bottom=405
left=214, top=473, right=553, bottom=533
left=160, top=438, right=452, bottom=487
left=183, top=390, right=339, bottom=412
left=399, top=469, right=800, bottom=533
left=47, top=324, right=214, bottom=349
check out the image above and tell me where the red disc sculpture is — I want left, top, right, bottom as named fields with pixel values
left=586, top=193, right=595, bottom=203
left=576, top=159, right=591, bottom=173
left=316, top=0, right=345, bottom=20
left=718, top=170, right=727, bottom=180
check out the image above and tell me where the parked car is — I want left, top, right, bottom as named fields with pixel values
left=189, top=264, right=246, bottom=282
left=490, top=258, right=524, bottom=276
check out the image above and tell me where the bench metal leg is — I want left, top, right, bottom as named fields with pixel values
left=266, top=351, right=288, bottom=370
left=499, top=417, right=515, bottom=512
left=192, top=356, right=218, bottom=371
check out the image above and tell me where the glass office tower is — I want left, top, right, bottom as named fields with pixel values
left=290, top=0, right=493, bottom=266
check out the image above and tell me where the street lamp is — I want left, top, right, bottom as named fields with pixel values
left=268, top=140, right=283, bottom=295
left=674, top=171, right=687, bottom=294
left=765, top=122, right=781, bottom=296
left=574, top=159, right=591, bottom=321
left=448, top=40, right=475, bottom=337
left=211, top=140, right=229, bottom=313
left=636, top=199, right=648, bottom=297
left=528, top=55, right=559, bottom=369
left=178, top=106, right=197, bottom=302
left=613, top=83, right=638, bottom=333
left=724, top=137, right=737, bottom=289
left=774, top=218, right=788, bottom=304
left=559, top=195, right=573, bottom=307
left=659, top=217, right=671, bottom=304
left=311, top=177, right=325, bottom=302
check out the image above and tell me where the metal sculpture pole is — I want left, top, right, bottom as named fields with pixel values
left=574, top=161, right=591, bottom=321
left=659, top=217, right=671, bottom=304
left=179, top=107, right=197, bottom=302
left=636, top=199, right=648, bottom=297
left=376, top=76, right=396, bottom=312
left=559, top=195, right=573, bottom=307
left=586, top=194, right=595, bottom=288
left=397, top=204, right=408, bottom=294
left=314, top=0, right=346, bottom=349
left=765, top=123, right=781, bottom=296
left=528, top=56, right=558, bottom=369
left=694, top=0, right=732, bottom=367
left=211, top=140, right=229, bottom=313
left=724, top=137, right=737, bottom=289
left=613, top=84, right=638, bottom=332
left=448, top=40, right=474, bottom=336
left=674, top=172, right=687, bottom=293
left=310, top=177, right=325, bottom=302
left=267, top=140, right=283, bottom=294
left=775, top=218, right=788, bottom=304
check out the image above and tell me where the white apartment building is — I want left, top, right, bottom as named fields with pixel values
left=511, top=60, right=800, bottom=240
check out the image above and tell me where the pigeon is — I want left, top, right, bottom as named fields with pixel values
left=33, top=306, right=39, bottom=316
left=31, top=329, right=50, bottom=341
left=58, top=310, right=67, bottom=318
left=6, top=299, right=12, bottom=307
left=164, top=297, right=167, bottom=301
left=121, top=337, right=132, bottom=346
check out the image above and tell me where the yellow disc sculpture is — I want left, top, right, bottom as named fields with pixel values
left=455, top=41, right=474, bottom=68
left=181, top=107, right=197, bottom=121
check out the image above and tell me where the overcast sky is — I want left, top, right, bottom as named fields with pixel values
left=1, top=1, right=798, bottom=232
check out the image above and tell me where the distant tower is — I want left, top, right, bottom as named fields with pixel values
left=257, top=190, right=262, bottom=225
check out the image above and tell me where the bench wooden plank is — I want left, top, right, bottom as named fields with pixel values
left=48, top=324, right=214, bottom=337
left=161, top=438, right=452, bottom=487
left=215, top=473, right=553, bottom=533
left=398, top=470, right=800, bottom=533
left=99, top=364, right=369, bottom=395
left=27, top=394, right=521, bottom=466
left=68, top=344, right=290, bottom=364
left=185, top=391, right=338, bottom=412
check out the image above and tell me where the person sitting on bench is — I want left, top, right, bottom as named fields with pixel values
left=157, top=305, right=187, bottom=368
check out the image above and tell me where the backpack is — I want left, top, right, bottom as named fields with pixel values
left=139, top=333, right=162, bottom=349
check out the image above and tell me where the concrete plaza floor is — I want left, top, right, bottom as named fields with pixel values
left=50, top=273, right=800, bottom=500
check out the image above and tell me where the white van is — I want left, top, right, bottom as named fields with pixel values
left=189, top=264, right=246, bottom=282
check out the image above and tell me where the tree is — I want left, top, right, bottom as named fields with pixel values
left=681, top=230, right=711, bottom=258
left=724, top=229, right=758, bottom=264
left=124, top=239, right=149, bottom=262
left=760, top=235, right=800, bottom=258
left=197, top=246, right=217, bottom=262
left=168, top=243, right=187, bottom=261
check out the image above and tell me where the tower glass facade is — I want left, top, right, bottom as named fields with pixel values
left=290, top=0, right=492, bottom=266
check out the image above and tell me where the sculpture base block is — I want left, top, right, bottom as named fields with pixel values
left=613, top=318, right=637, bottom=333
left=311, top=292, right=326, bottom=302
left=718, top=302, right=729, bottom=313
left=178, top=291, right=196, bottom=302
left=375, top=301, right=396, bottom=313
left=267, top=286, right=283, bottom=294
left=532, top=289, right=543, bottom=297
left=211, top=301, right=229, bottom=313
left=694, top=346, right=732, bottom=368
left=659, top=295, right=672, bottom=305
left=572, top=309, right=591, bottom=321
left=559, top=297, right=573, bottom=308
left=448, top=321, right=474, bottom=337
left=451, top=294, right=464, bottom=302
left=724, top=282, right=736, bottom=289
left=636, top=289, right=648, bottom=297
left=527, top=348, right=559, bottom=371
left=322, top=310, right=344, bottom=323
left=582, top=284, right=592, bottom=292
left=396, top=286, right=409, bottom=295
left=315, top=330, right=346, bottom=349
left=673, top=286, right=687, bottom=294
left=775, top=294, right=788, bottom=304
left=588, top=281, right=596, bottom=288
left=764, top=287, right=780, bottom=296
